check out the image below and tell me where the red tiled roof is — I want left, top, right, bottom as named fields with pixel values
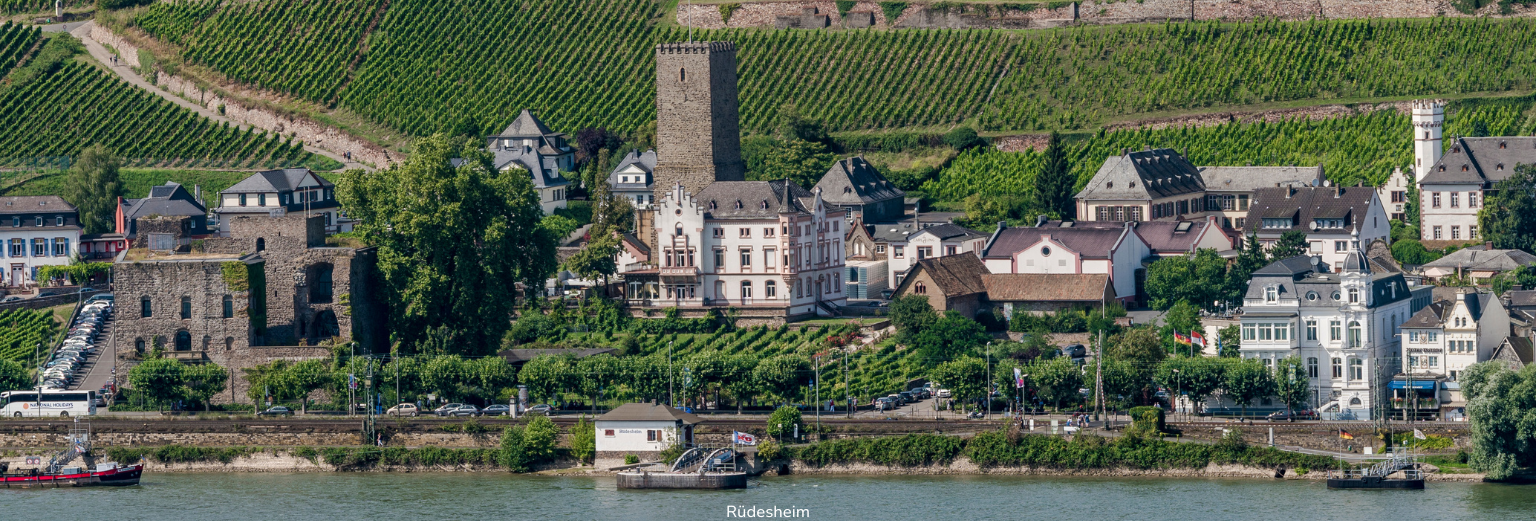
left=982, top=273, right=1112, bottom=302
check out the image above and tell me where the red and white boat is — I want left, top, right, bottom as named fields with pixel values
left=0, top=420, right=142, bottom=488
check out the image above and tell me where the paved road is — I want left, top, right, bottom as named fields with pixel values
left=63, top=22, right=368, bottom=172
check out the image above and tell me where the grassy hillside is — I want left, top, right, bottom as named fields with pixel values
left=128, top=1, right=1536, bottom=137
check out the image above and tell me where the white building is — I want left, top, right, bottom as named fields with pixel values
left=1397, top=290, right=1508, bottom=419
left=624, top=181, right=847, bottom=318
left=1242, top=185, right=1390, bottom=271
left=1238, top=247, right=1415, bottom=419
left=216, top=168, right=347, bottom=234
left=594, top=402, right=700, bottom=468
left=980, top=221, right=1150, bottom=304
left=1377, top=167, right=1412, bottom=222
left=884, top=223, right=987, bottom=289
left=1411, top=99, right=1536, bottom=244
left=608, top=149, right=657, bottom=209
left=0, top=196, right=80, bottom=286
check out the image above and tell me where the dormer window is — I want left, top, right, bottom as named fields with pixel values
left=760, top=200, right=768, bottom=210
left=1438, top=165, right=1445, bottom=172
left=55, top=216, right=63, bottom=226
left=34, top=217, right=42, bottom=227
left=1497, top=163, right=1504, bottom=171
left=1462, top=165, right=1469, bottom=172
left=1500, top=141, right=1507, bottom=149
left=734, top=200, right=742, bottom=210
left=843, top=187, right=852, bottom=194
left=709, top=201, right=717, bottom=210
left=1265, top=286, right=1278, bottom=303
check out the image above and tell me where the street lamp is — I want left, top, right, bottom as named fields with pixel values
left=1172, top=368, right=1182, bottom=422
left=986, top=341, right=993, bottom=418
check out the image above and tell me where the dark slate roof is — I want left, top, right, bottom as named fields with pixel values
left=479, top=149, right=571, bottom=189
left=1197, top=165, right=1324, bottom=192
left=982, top=273, right=1111, bottom=302
left=1075, top=148, right=1204, bottom=201
left=900, top=253, right=989, bottom=297
left=1492, top=337, right=1534, bottom=366
left=814, top=156, right=905, bottom=207
left=621, top=232, right=650, bottom=257
left=607, top=149, right=656, bottom=189
left=493, top=109, right=560, bottom=138
left=1422, top=249, right=1536, bottom=272
left=1252, top=255, right=1322, bottom=276
left=598, top=402, right=701, bottom=424
left=0, top=196, right=75, bottom=215
left=868, top=219, right=953, bottom=243
left=1246, top=254, right=1411, bottom=309
left=124, top=182, right=207, bottom=220
left=697, top=180, right=816, bottom=219
left=1421, top=137, right=1536, bottom=186
left=223, top=168, right=332, bottom=194
left=1132, top=219, right=1218, bottom=252
left=1511, top=290, right=1536, bottom=308
left=910, top=223, right=985, bottom=242
left=1243, top=186, right=1376, bottom=234
left=1402, top=301, right=1448, bottom=329
left=983, top=224, right=1128, bottom=260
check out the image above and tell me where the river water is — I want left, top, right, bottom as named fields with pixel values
left=4, top=473, right=1529, bottom=520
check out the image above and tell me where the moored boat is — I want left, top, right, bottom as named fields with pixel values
left=0, top=420, right=142, bottom=488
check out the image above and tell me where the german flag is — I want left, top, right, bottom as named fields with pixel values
left=1340, top=430, right=1354, bottom=440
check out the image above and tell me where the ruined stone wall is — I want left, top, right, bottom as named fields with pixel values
left=654, top=42, right=745, bottom=200
left=680, top=1, right=1530, bottom=30
left=128, top=216, right=192, bottom=249
left=111, top=257, right=257, bottom=356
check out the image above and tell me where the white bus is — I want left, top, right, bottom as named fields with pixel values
left=0, top=390, right=97, bottom=417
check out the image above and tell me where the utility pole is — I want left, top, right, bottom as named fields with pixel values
left=813, top=355, right=821, bottom=432
left=1094, top=330, right=1106, bottom=426
left=843, top=347, right=851, bottom=419
left=986, top=341, right=993, bottom=418
left=668, top=341, right=674, bottom=408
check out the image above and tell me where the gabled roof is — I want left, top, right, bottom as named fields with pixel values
left=910, top=223, right=985, bottom=242
left=1075, top=148, right=1204, bottom=201
left=0, top=196, right=75, bottom=215
left=983, top=224, right=1129, bottom=260
left=483, top=149, right=571, bottom=189
left=982, top=273, right=1112, bottom=302
left=697, top=180, right=817, bottom=219
left=223, top=168, right=333, bottom=194
left=493, top=109, right=560, bottom=138
left=124, top=182, right=207, bottom=220
left=1421, top=137, right=1536, bottom=186
left=1131, top=219, right=1225, bottom=253
left=898, top=253, right=989, bottom=298
left=1402, top=301, right=1448, bottom=329
left=1198, top=165, right=1324, bottom=193
left=597, top=402, right=701, bottom=424
left=1491, top=336, right=1533, bottom=367
left=1421, top=248, right=1536, bottom=272
left=1252, top=254, right=1322, bottom=277
left=1243, top=186, right=1376, bottom=235
left=608, top=149, right=657, bottom=188
left=1510, top=290, right=1536, bottom=309
left=814, top=156, right=905, bottom=206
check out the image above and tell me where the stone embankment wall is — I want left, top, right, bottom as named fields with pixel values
left=1170, top=421, right=1472, bottom=452
left=89, top=25, right=394, bottom=168
left=681, top=1, right=1530, bottom=31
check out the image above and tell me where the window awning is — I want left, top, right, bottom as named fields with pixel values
left=1389, top=380, right=1437, bottom=390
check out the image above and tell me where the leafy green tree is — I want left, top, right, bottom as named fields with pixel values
left=0, top=359, right=29, bottom=391
left=564, top=233, right=620, bottom=286
left=180, top=363, right=229, bottom=412
left=1227, top=233, right=1269, bottom=303
left=130, top=358, right=186, bottom=412
left=284, top=359, right=332, bottom=414
left=752, top=355, right=812, bottom=405
left=1029, top=356, right=1083, bottom=411
left=539, top=214, right=581, bottom=245
left=931, top=356, right=988, bottom=409
left=576, top=353, right=621, bottom=410
left=522, top=415, right=560, bottom=463
left=1404, top=179, right=1420, bottom=230
left=889, top=295, right=938, bottom=340
left=1462, top=362, right=1536, bottom=480
left=569, top=416, right=596, bottom=465
left=721, top=354, right=759, bottom=414
left=1091, top=358, right=1142, bottom=406
left=1269, top=230, right=1310, bottom=260
left=1156, top=356, right=1225, bottom=413
left=622, top=355, right=668, bottom=403
left=910, top=311, right=990, bottom=367
left=1513, top=265, right=1536, bottom=291
left=1274, top=357, right=1310, bottom=414
left=1221, top=358, right=1275, bottom=418
left=1479, top=164, right=1536, bottom=253
left=757, top=138, right=834, bottom=189
left=338, top=134, right=556, bottom=355
left=1032, top=131, right=1075, bottom=219
left=499, top=426, right=530, bottom=472
left=766, top=405, right=803, bottom=440
left=62, top=143, right=124, bottom=234
left=518, top=355, right=574, bottom=404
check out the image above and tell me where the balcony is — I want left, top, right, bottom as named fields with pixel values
left=658, top=266, right=699, bottom=283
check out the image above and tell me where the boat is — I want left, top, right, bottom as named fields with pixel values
left=617, top=446, right=749, bottom=490
left=0, top=420, right=143, bottom=488
left=1326, top=448, right=1425, bottom=490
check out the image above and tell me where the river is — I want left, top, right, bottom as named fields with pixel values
left=3, top=473, right=1529, bottom=520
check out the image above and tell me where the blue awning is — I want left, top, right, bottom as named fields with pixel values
left=1389, top=380, right=1437, bottom=390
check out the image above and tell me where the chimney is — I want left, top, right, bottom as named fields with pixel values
left=194, top=184, right=201, bottom=203
left=1035, top=215, right=1048, bottom=227
left=1335, top=185, right=1344, bottom=198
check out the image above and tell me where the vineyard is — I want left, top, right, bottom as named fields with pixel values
left=0, top=30, right=319, bottom=168
left=0, top=308, right=60, bottom=366
left=0, top=0, right=89, bottom=15
left=0, top=22, right=36, bottom=73
left=129, top=1, right=1536, bottom=137
left=922, top=97, right=1536, bottom=201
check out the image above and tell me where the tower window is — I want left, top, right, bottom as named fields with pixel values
left=680, top=68, right=686, bottom=81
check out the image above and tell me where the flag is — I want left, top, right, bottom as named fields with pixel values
left=1340, top=430, right=1354, bottom=440
left=1014, top=367, right=1024, bottom=389
left=1190, top=331, right=1205, bottom=347
left=1414, top=429, right=1427, bottom=440
left=732, top=431, right=758, bottom=446
left=1174, top=333, right=1190, bottom=345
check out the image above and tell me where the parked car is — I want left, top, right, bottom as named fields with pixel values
left=481, top=404, right=511, bottom=416
left=386, top=403, right=420, bottom=417
left=873, top=397, right=893, bottom=412
left=524, top=404, right=553, bottom=415
left=935, top=389, right=952, bottom=398
left=433, top=403, right=464, bottom=416
left=257, top=406, right=293, bottom=416
left=1266, top=409, right=1319, bottom=422
left=1, top=296, right=22, bottom=302
left=447, top=404, right=480, bottom=417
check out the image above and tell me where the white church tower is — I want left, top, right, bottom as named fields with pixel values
left=1412, top=100, right=1445, bottom=182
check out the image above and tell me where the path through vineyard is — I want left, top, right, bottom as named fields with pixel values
left=66, top=22, right=368, bottom=172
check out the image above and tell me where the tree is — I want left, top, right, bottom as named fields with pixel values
left=1226, top=233, right=1268, bottom=304
left=889, top=295, right=938, bottom=340
left=942, top=126, right=984, bottom=151
left=1479, top=164, right=1536, bottom=253
left=1404, top=179, right=1420, bottom=231
left=1513, top=265, right=1536, bottom=291
left=574, top=127, right=623, bottom=166
left=563, top=233, right=620, bottom=286
left=129, top=358, right=186, bottom=412
left=1273, top=357, right=1310, bottom=414
left=588, top=174, right=635, bottom=238
left=1108, top=327, right=1165, bottom=402
left=517, top=355, right=574, bottom=404
left=338, top=134, right=556, bottom=355
left=1160, top=300, right=1203, bottom=357
left=766, top=405, right=803, bottom=440
left=1145, top=249, right=1228, bottom=311
left=521, top=415, right=560, bottom=463
left=180, top=363, right=229, bottom=412
left=576, top=353, right=621, bottom=410
left=721, top=354, right=758, bottom=414
left=910, top=311, right=990, bottom=367
left=569, top=416, right=596, bottom=465
left=1031, top=131, right=1075, bottom=219
left=1156, top=356, right=1225, bottom=414
left=931, top=356, right=988, bottom=410
left=62, top=143, right=124, bottom=234
left=1269, top=230, right=1309, bottom=260
left=756, top=138, right=834, bottom=189
left=1462, top=362, right=1536, bottom=480
left=752, top=355, right=812, bottom=405
left=1029, top=356, right=1082, bottom=411
left=1217, top=324, right=1241, bottom=358
left=500, top=425, right=531, bottom=472
left=284, top=359, right=332, bottom=414
left=0, top=359, right=28, bottom=391
left=1221, top=358, right=1275, bottom=418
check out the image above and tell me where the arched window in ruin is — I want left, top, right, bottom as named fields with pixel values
left=256, top=237, right=266, bottom=252
left=309, top=263, right=334, bottom=303
left=175, top=330, right=191, bottom=351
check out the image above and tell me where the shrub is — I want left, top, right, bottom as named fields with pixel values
left=797, top=434, right=965, bottom=467
left=522, top=416, right=560, bottom=463
left=499, top=426, right=530, bottom=472
left=623, top=454, right=639, bottom=465
left=767, top=406, right=803, bottom=440
left=569, top=417, right=596, bottom=465
left=1128, top=406, right=1166, bottom=436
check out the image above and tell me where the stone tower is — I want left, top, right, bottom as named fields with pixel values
left=1412, top=99, right=1445, bottom=182
left=654, top=41, right=745, bottom=200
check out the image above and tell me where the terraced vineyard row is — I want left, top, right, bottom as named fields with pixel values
left=0, top=22, right=37, bottom=73
left=132, top=1, right=1536, bottom=136
left=0, top=308, right=60, bottom=366
left=0, top=0, right=88, bottom=15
